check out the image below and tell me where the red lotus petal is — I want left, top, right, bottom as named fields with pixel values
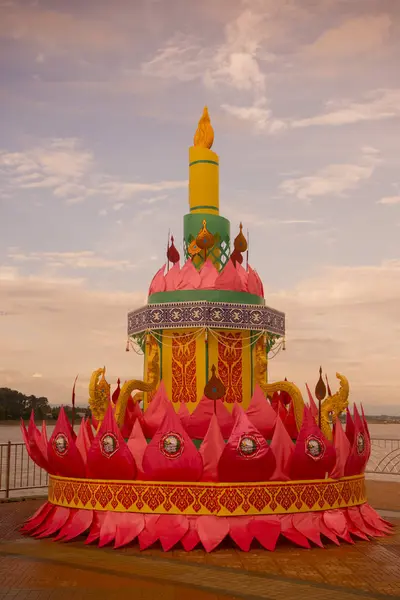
left=28, top=412, right=49, bottom=466
left=249, top=516, right=281, bottom=551
left=20, top=420, right=49, bottom=472
left=345, top=408, right=355, bottom=446
left=21, top=501, right=51, bottom=529
left=199, top=414, right=225, bottom=482
left=165, top=262, right=181, bottom=291
left=292, top=513, right=324, bottom=548
left=148, top=265, right=166, bottom=295
left=279, top=515, right=310, bottom=548
left=229, top=516, right=254, bottom=551
left=344, top=512, right=369, bottom=541
left=330, top=419, right=351, bottom=479
left=114, top=513, right=145, bottom=549
left=87, top=404, right=136, bottom=481
left=142, top=381, right=169, bottom=438
left=34, top=507, right=70, bottom=538
left=58, top=509, right=94, bottom=542
left=48, top=408, right=85, bottom=478
left=21, top=502, right=54, bottom=534
left=127, top=419, right=147, bottom=478
left=218, top=405, right=275, bottom=482
left=345, top=405, right=370, bottom=476
left=85, top=512, right=106, bottom=545
left=347, top=506, right=375, bottom=537
left=142, top=403, right=203, bottom=482
left=98, top=511, right=120, bottom=547
left=199, top=259, right=218, bottom=290
left=269, top=415, right=295, bottom=481
left=176, top=259, right=201, bottom=290
left=360, top=504, right=392, bottom=535
left=247, top=266, right=263, bottom=296
left=235, top=262, right=248, bottom=292
left=138, top=514, right=161, bottom=550
left=290, top=406, right=336, bottom=480
left=315, top=512, right=340, bottom=545
left=155, top=515, right=189, bottom=551
left=197, top=515, right=229, bottom=553
left=181, top=517, right=200, bottom=551
left=75, top=418, right=91, bottom=464
left=186, top=395, right=234, bottom=440
left=246, top=385, right=276, bottom=439
left=323, top=509, right=354, bottom=544
left=215, top=260, right=242, bottom=292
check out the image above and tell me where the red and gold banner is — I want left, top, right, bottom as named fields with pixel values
left=208, top=330, right=251, bottom=406
left=218, top=331, right=243, bottom=403
left=48, top=474, right=366, bottom=516
left=162, top=329, right=206, bottom=405
left=171, top=331, right=197, bottom=403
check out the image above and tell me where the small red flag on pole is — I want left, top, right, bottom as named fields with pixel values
left=71, top=374, right=79, bottom=431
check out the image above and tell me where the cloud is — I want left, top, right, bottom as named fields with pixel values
left=141, top=194, right=168, bottom=205
left=302, top=15, right=392, bottom=61
left=279, top=148, right=381, bottom=201
left=0, top=138, right=94, bottom=203
left=204, top=8, right=273, bottom=93
left=268, top=260, right=400, bottom=412
left=292, top=89, right=400, bottom=129
left=220, top=98, right=287, bottom=134
left=98, top=180, right=186, bottom=202
left=1, top=260, right=399, bottom=412
left=223, top=88, right=400, bottom=134
left=225, top=205, right=320, bottom=228
left=0, top=4, right=134, bottom=56
left=0, top=271, right=146, bottom=403
left=7, top=250, right=136, bottom=272
left=141, top=7, right=272, bottom=94
left=0, top=138, right=187, bottom=205
left=32, top=373, right=42, bottom=378
left=378, top=196, right=400, bottom=205
left=141, top=33, right=210, bottom=82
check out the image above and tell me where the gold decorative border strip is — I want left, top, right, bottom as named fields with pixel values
left=48, top=475, right=366, bottom=516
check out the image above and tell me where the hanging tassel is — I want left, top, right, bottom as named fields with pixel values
left=125, top=339, right=130, bottom=352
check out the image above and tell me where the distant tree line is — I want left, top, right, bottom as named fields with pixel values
left=0, top=388, right=91, bottom=421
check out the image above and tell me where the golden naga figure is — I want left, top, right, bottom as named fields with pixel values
left=88, top=367, right=110, bottom=424
left=88, top=352, right=160, bottom=428
left=320, top=373, right=349, bottom=440
left=254, top=338, right=349, bottom=437
left=114, top=351, right=160, bottom=428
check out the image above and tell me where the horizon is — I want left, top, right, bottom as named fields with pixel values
left=1, top=0, right=400, bottom=415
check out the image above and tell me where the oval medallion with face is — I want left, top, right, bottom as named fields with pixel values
left=100, top=433, right=119, bottom=458
left=356, top=432, right=365, bottom=455
left=237, top=434, right=260, bottom=458
left=53, top=433, right=68, bottom=457
left=305, top=435, right=325, bottom=460
left=160, top=433, right=184, bottom=459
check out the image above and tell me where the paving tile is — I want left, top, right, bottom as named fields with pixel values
left=0, top=498, right=399, bottom=600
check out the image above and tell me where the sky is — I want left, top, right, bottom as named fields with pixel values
left=1, top=0, right=399, bottom=414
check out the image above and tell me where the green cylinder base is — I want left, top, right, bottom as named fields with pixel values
left=183, top=212, right=230, bottom=271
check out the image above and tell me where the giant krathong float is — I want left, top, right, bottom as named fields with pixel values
left=21, top=108, right=391, bottom=552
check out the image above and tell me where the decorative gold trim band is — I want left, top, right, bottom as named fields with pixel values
left=48, top=475, right=366, bottom=516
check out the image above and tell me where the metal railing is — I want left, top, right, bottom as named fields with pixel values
left=365, top=438, right=400, bottom=476
left=0, top=442, right=48, bottom=499
left=0, top=438, right=399, bottom=499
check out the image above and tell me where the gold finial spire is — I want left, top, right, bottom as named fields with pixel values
left=234, top=222, right=248, bottom=253
left=195, top=219, right=215, bottom=250
left=193, top=106, right=214, bottom=149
